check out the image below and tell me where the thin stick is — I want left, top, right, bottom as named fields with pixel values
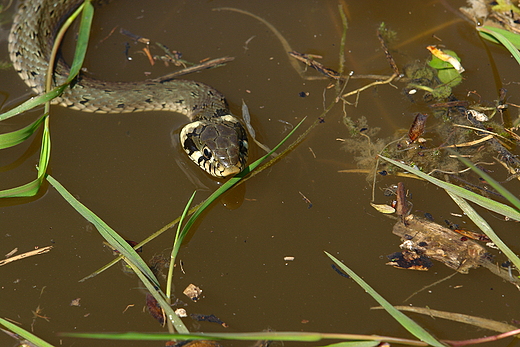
left=0, top=246, right=53, bottom=266
left=337, top=4, right=348, bottom=76
left=377, top=30, right=399, bottom=75
left=452, top=124, right=512, bottom=142
left=341, top=73, right=398, bottom=100
left=440, top=134, right=494, bottom=148
left=152, top=57, right=235, bottom=82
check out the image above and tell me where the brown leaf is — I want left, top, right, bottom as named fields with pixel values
left=408, top=113, right=428, bottom=143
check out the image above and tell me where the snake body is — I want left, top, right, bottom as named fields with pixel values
left=8, top=0, right=248, bottom=177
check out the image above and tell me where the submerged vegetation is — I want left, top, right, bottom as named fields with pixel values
left=1, top=0, right=520, bottom=346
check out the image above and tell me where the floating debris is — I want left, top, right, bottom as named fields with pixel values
left=146, top=293, right=165, bottom=326
left=466, top=109, right=489, bottom=122
left=426, top=45, right=465, bottom=73
left=183, top=284, right=203, bottom=302
left=392, top=214, right=489, bottom=274
left=190, top=313, right=229, bottom=328
left=395, top=182, right=411, bottom=220
left=408, top=113, right=428, bottom=143
left=331, top=264, right=350, bottom=278
left=289, top=51, right=340, bottom=79
left=390, top=214, right=520, bottom=287
left=298, top=191, right=313, bottom=209
left=370, top=202, right=395, bottom=214
left=387, top=250, right=433, bottom=271
left=175, top=308, right=187, bottom=318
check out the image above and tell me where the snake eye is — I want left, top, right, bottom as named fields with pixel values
left=203, top=147, right=212, bottom=159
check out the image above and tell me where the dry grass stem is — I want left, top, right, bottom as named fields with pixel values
left=0, top=246, right=53, bottom=266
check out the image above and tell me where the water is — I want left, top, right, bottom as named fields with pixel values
left=1, top=1, right=520, bottom=346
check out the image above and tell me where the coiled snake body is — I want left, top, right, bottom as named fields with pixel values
left=8, top=0, right=248, bottom=177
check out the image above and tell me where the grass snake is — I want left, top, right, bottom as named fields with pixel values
left=8, top=0, right=249, bottom=177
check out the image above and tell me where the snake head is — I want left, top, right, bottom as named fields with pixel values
left=180, top=115, right=248, bottom=178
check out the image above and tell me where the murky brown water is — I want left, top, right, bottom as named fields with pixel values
left=1, top=1, right=520, bottom=346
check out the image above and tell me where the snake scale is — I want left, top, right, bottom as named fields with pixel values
left=8, top=0, right=248, bottom=177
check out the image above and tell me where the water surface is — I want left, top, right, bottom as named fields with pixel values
left=1, top=1, right=520, bottom=346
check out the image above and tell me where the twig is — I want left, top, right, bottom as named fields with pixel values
left=452, top=124, right=512, bottom=143
left=289, top=51, right=340, bottom=79
left=337, top=4, right=348, bottom=77
left=341, top=73, right=398, bottom=100
left=377, top=29, right=399, bottom=75
left=440, top=134, right=494, bottom=148
left=0, top=246, right=53, bottom=266
left=298, top=191, right=313, bottom=209
left=152, top=57, right=235, bottom=82
left=426, top=162, right=495, bottom=176
left=443, top=328, right=520, bottom=346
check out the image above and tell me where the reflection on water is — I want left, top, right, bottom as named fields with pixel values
left=1, top=1, right=520, bottom=346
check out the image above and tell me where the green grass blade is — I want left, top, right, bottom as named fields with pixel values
left=378, top=155, right=520, bottom=221
left=324, top=252, right=446, bottom=347
left=59, top=331, right=426, bottom=345
left=1, top=0, right=94, bottom=197
left=0, top=86, right=65, bottom=122
left=79, top=117, right=307, bottom=281
left=477, top=26, right=520, bottom=65
left=446, top=191, right=520, bottom=271
left=36, top=116, right=51, bottom=185
left=0, top=177, right=42, bottom=197
left=45, top=174, right=159, bottom=288
left=46, top=174, right=190, bottom=333
left=120, top=255, right=189, bottom=334
left=167, top=191, right=197, bottom=299
left=0, top=115, right=51, bottom=198
left=0, top=317, right=55, bottom=347
left=449, top=151, right=520, bottom=211
left=477, top=26, right=520, bottom=49
left=66, top=0, right=93, bottom=81
left=0, top=114, right=45, bottom=149
left=174, top=117, right=306, bottom=253
left=0, top=0, right=90, bottom=121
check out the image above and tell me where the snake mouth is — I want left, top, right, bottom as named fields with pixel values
left=217, top=164, right=242, bottom=177
left=180, top=116, right=248, bottom=178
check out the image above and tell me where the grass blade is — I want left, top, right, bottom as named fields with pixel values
left=45, top=174, right=159, bottom=288
left=378, top=155, right=520, bottom=221
left=446, top=191, right=520, bottom=272
left=79, top=117, right=307, bottom=282
left=325, top=252, right=446, bottom=347
left=46, top=174, right=189, bottom=332
left=67, top=1, right=93, bottom=80
left=0, top=114, right=45, bottom=149
left=119, top=254, right=189, bottom=334
left=174, top=117, right=306, bottom=251
left=448, top=151, right=520, bottom=211
left=0, top=0, right=92, bottom=122
left=1, top=0, right=94, bottom=197
left=477, top=26, right=520, bottom=49
left=0, top=86, right=67, bottom=122
left=59, top=331, right=427, bottom=345
left=167, top=191, right=196, bottom=299
left=0, top=115, right=51, bottom=198
left=0, top=317, right=55, bottom=347
left=477, top=26, right=520, bottom=64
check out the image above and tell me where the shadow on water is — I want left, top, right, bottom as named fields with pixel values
left=1, top=0, right=520, bottom=346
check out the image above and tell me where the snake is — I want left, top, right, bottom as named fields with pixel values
left=8, top=0, right=249, bottom=178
